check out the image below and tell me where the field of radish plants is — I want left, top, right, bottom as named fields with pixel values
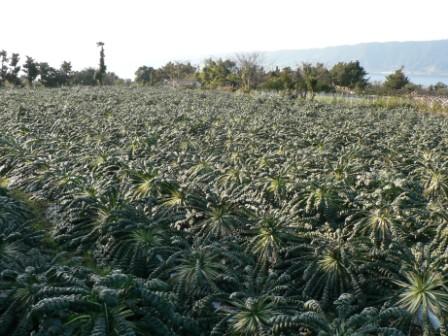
left=1, top=87, right=448, bottom=336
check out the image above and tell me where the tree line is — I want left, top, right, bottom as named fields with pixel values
left=2, top=45, right=448, bottom=97
left=0, top=43, right=124, bottom=88
left=136, top=55, right=448, bottom=98
left=136, top=55, right=371, bottom=98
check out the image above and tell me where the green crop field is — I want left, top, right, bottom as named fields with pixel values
left=1, top=87, right=448, bottom=335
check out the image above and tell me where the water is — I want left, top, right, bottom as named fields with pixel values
left=369, top=73, right=448, bottom=87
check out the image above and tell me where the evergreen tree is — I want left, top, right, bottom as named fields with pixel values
left=95, top=41, right=107, bottom=85
left=330, top=61, right=368, bottom=90
left=135, top=65, right=158, bottom=86
left=6, top=53, right=21, bottom=86
left=60, top=61, right=73, bottom=86
left=0, top=50, right=7, bottom=86
left=23, top=56, right=39, bottom=86
left=384, top=67, right=410, bottom=91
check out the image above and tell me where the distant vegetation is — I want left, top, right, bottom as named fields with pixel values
left=135, top=56, right=448, bottom=98
left=0, top=43, right=125, bottom=88
left=1, top=45, right=448, bottom=98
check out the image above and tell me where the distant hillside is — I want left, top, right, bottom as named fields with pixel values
left=259, top=40, right=448, bottom=76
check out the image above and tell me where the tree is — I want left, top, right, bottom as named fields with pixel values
left=60, top=60, right=72, bottom=76
left=235, top=53, right=264, bottom=93
left=103, top=72, right=122, bottom=85
left=0, top=50, right=7, bottom=86
left=160, top=61, right=196, bottom=87
left=384, top=67, right=410, bottom=91
left=196, top=58, right=239, bottom=90
left=262, top=66, right=282, bottom=91
left=71, top=68, right=97, bottom=86
left=22, top=56, right=39, bottom=86
left=276, top=67, right=298, bottom=94
left=261, top=66, right=309, bottom=97
left=294, top=67, right=308, bottom=98
left=39, top=62, right=62, bottom=87
left=95, top=41, right=107, bottom=85
left=331, top=60, right=368, bottom=90
left=6, top=53, right=21, bottom=86
left=135, top=65, right=158, bottom=86
left=59, top=61, right=72, bottom=86
left=428, top=82, right=448, bottom=96
left=262, top=67, right=296, bottom=92
left=0, top=51, right=20, bottom=87
left=300, top=63, right=334, bottom=100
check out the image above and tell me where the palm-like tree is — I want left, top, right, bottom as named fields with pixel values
left=396, top=271, right=448, bottom=335
left=55, top=184, right=129, bottom=251
left=185, top=155, right=218, bottom=183
left=259, top=172, right=291, bottom=200
left=394, top=244, right=448, bottom=335
left=155, top=182, right=206, bottom=230
left=29, top=269, right=198, bottom=336
left=348, top=207, right=402, bottom=247
left=292, top=293, right=408, bottom=336
left=213, top=296, right=280, bottom=335
left=217, top=167, right=248, bottom=188
left=191, top=192, right=248, bottom=241
left=126, top=167, right=159, bottom=200
left=97, top=211, right=172, bottom=277
left=151, top=243, right=238, bottom=299
left=246, top=212, right=297, bottom=264
left=418, top=167, right=448, bottom=200
left=301, top=182, right=346, bottom=225
left=0, top=193, right=42, bottom=270
left=211, top=266, right=302, bottom=335
left=0, top=135, right=33, bottom=179
left=425, top=170, right=448, bottom=196
left=282, top=229, right=371, bottom=305
left=0, top=252, right=66, bottom=335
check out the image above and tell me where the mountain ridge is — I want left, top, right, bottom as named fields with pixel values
left=256, top=39, right=448, bottom=76
left=197, top=40, right=448, bottom=77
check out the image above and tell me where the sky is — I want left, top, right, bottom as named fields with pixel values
left=1, top=0, right=448, bottom=79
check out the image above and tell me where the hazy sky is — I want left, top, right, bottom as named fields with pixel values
left=2, top=0, right=447, bottom=78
